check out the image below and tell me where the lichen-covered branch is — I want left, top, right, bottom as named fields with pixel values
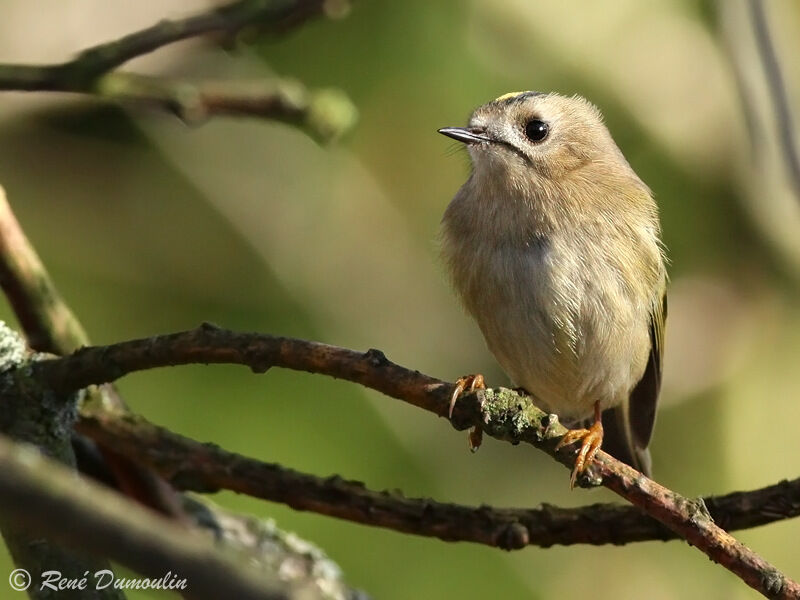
left=76, top=407, right=800, bottom=550
left=0, top=1, right=356, bottom=141
left=0, top=432, right=289, bottom=600
left=0, top=313, right=124, bottom=599
left=29, top=324, right=800, bottom=599
left=183, top=495, right=367, bottom=600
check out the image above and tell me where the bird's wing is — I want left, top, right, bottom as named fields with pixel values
left=602, top=290, right=667, bottom=477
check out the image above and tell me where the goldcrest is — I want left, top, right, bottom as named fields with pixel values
left=439, top=91, right=667, bottom=485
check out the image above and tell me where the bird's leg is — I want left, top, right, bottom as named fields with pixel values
left=468, top=423, right=484, bottom=452
left=554, top=401, right=604, bottom=488
left=449, top=374, right=486, bottom=451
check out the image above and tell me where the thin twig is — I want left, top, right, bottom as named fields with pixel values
left=96, top=73, right=356, bottom=141
left=747, top=0, right=800, bottom=203
left=29, top=324, right=800, bottom=599
left=76, top=408, right=800, bottom=550
left=0, top=433, right=288, bottom=600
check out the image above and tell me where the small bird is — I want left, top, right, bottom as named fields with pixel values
left=439, top=91, right=666, bottom=486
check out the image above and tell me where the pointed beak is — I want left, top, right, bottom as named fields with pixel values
left=438, top=127, right=491, bottom=144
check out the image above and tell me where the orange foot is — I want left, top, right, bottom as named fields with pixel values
left=449, top=374, right=486, bottom=452
left=554, top=402, right=604, bottom=488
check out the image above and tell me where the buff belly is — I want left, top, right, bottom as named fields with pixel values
left=462, top=238, right=652, bottom=423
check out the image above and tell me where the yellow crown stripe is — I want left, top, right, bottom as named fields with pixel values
left=493, top=91, right=531, bottom=102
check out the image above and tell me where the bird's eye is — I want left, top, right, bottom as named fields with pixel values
left=524, top=119, right=549, bottom=143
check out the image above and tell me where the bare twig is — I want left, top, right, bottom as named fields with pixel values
left=0, top=1, right=356, bottom=140
left=76, top=408, right=800, bottom=550
left=29, top=324, right=800, bottom=599
left=747, top=0, right=800, bottom=203
left=0, top=433, right=288, bottom=600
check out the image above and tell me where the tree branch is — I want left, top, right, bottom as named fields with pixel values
left=63, top=0, right=346, bottom=79
left=28, top=324, right=800, bottom=599
left=0, top=191, right=361, bottom=597
left=0, top=184, right=183, bottom=518
left=0, top=1, right=356, bottom=140
left=0, top=0, right=346, bottom=89
left=183, top=495, right=367, bottom=600
left=76, top=407, right=800, bottom=550
left=0, top=305, right=124, bottom=600
left=0, top=186, right=88, bottom=354
left=0, top=432, right=290, bottom=600
left=95, top=73, right=357, bottom=142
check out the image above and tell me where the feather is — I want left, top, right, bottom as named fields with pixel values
left=603, top=291, right=667, bottom=476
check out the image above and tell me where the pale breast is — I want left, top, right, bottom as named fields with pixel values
left=443, top=223, right=656, bottom=423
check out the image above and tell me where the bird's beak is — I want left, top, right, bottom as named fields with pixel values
left=438, top=127, right=491, bottom=144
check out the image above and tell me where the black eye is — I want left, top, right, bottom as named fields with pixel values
left=524, top=119, right=549, bottom=142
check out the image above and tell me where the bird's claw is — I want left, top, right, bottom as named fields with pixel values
left=449, top=374, right=486, bottom=451
left=449, top=374, right=486, bottom=418
left=555, top=419, right=604, bottom=489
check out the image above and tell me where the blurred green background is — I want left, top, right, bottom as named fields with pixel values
left=1, top=1, right=800, bottom=598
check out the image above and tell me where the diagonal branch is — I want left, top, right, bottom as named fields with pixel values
left=182, top=495, right=366, bottom=599
left=76, top=407, right=800, bottom=550
left=29, top=324, right=800, bottom=599
left=0, top=432, right=289, bottom=600
left=0, top=187, right=88, bottom=354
